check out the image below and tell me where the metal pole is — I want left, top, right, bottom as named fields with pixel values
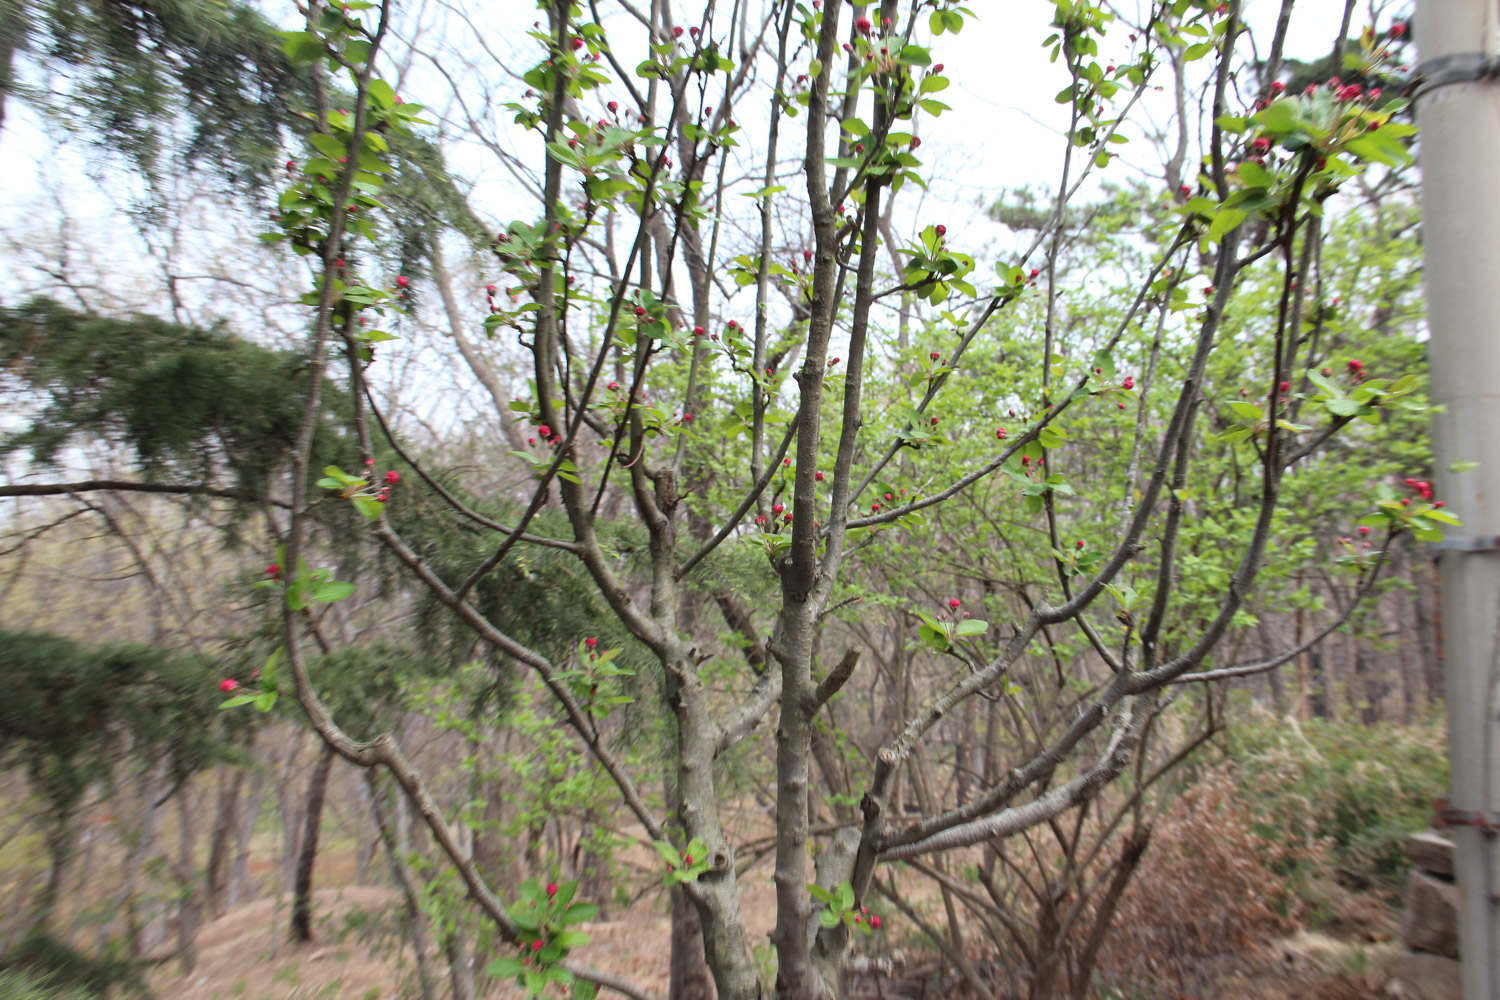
left=1417, top=2, right=1500, bottom=996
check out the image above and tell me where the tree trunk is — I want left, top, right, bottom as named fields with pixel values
left=173, top=787, right=201, bottom=972
left=445, top=931, right=476, bottom=1000
left=205, top=767, right=246, bottom=917
left=366, top=771, right=439, bottom=1000
left=290, top=743, right=336, bottom=942
left=227, top=765, right=268, bottom=908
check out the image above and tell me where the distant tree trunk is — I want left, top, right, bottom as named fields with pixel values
left=227, top=765, right=267, bottom=908
left=33, top=813, right=76, bottom=934
left=290, top=743, right=335, bottom=942
left=277, top=729, right=307, bottom=894
left=366, top=771, right=438, bottom=1000
left=121, top=761, right=167, bottom=956
left=1413, top=554, right=1442, bottom=707
left=444, top=932, right=476, bottom=1000
left=173, top=787, right=201, bottom=972
left=205, top=768, right=246, bottom=917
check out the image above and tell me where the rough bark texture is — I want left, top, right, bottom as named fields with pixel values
left=290, top=743, right=336, bottom=942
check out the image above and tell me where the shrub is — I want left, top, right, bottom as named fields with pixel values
left=1216, top=713, right=1446, bottom=922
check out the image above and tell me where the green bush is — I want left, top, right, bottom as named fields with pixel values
left=1223, top=714, right=1447, bottom=901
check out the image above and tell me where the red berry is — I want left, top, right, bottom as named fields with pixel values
left=219, top=678, right=239, bottom=693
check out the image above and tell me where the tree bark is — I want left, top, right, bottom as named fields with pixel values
left=290, top=742, right=336, bottom=942
left=367, top=771, right=439, bottom=1000
left=206, top=767, right=246, bottom=917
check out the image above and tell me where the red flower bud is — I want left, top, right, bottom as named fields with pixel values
left=948, top=598, right=961, bottom=610
left=266, top=564, right=281, bottom=579
left=532, top=939, right=544, bottom=951
left=634, top=305, right=646, bottom=317
left=538, top=424, right=552, bottom=438
left=871, top=915, right=882, bottom=929
left=219, top=678, right=239, bottom=693
left=547, top=881, right=558, bottom=896
left=570, top=36, right=584, bottom=50
left=585, top=636, right=597, bottom=650
left=856, top=16, right=872, bottom=34
left=384, top=470, right=400, bottom=485
left=396, top=275, right=409, bottom=288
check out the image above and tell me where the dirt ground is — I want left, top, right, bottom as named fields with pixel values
left=151, top=884, right=1401, bottom=1000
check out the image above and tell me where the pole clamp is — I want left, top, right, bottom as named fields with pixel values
left=1412, top=52, right=1500, bottom=101
left=1428, top=534, right=1500, bottom=555
left=1435, top=798, right=1500, bottom=838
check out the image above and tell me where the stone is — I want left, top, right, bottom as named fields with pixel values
left=1400, top=869, right=1459, bottom=959
left=1390, top=952, right=1462, bottom=1000
left=1405, top=830, right=1455, bottom=879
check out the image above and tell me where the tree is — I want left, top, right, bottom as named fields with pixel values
left=1, top=1, right=1436, bottom=997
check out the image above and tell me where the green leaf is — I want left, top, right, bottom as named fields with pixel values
left=218, top=693, right=259, bottom=709
left=552, top=929, right=590, bottom=949
left=1208, top=206, right=1247, bottom=242
left=352, top=497, right=385, bottom=520
left=836, top=881, right=854, bottom=911
left=819, top=909, right=841, bottom=928
left=281, top=31, right=324, bottom=65
left=311, top=580, right=355, bottom=603
left=954, top=619, right=989, bottom=637
left=310, top=133, right=346, bottom=161
left=487, top=957, right=525, bottom=978
left=561, top=901, right=599, bottom=925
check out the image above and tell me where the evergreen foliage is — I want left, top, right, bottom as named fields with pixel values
left=0, top=297, right=353, bottom=498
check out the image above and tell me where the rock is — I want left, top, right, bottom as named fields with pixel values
left=1400, top=870, right=1459, bottom=959
left=1405, top=830, right=1455, bottom=879
left=1390, top=952, right=1462, bottom=1000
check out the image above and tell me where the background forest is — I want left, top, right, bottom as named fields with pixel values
left=0, top=0, right=1454, bottom=998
